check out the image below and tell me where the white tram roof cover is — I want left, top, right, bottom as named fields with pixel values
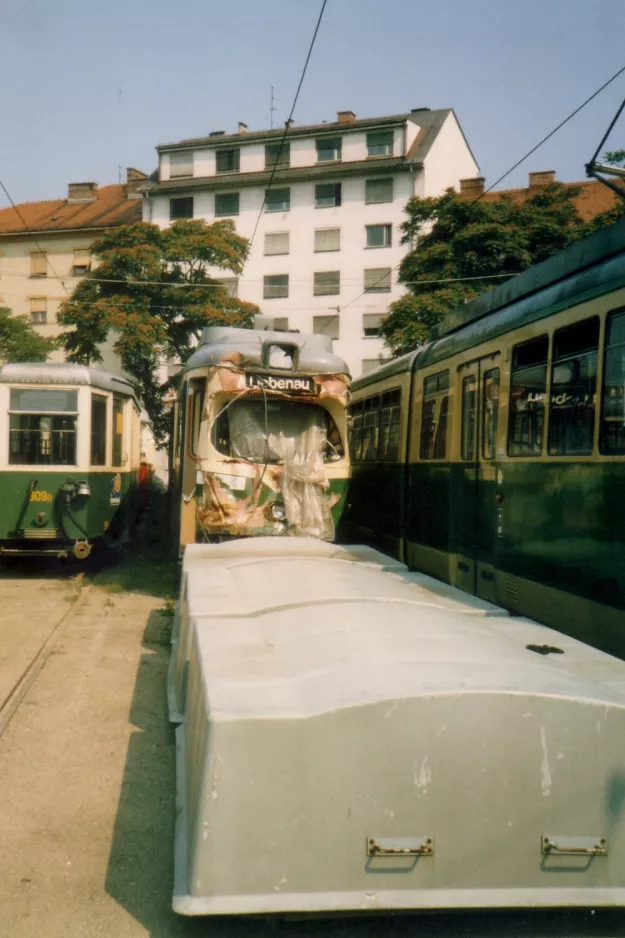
left=0, top=362, right=136, bottom=399
left=173, top=539, right=625, bottom=916
left=185, top=325, right=350, bottom=376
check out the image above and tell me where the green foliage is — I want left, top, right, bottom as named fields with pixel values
left=604, top=149, right=625, bottom=166
left=380, top=183, right=619, bottom=357
left=0, top=306, right=55, bottom=364
left=57, top=220, right=259, bottom=444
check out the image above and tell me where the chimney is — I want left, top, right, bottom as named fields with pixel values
left=125, top=167, right=148, bottom=199
left=238, top=122, right=248, bottom=135
left=209, top=130, right=225, bottom=137
left=337, top=110, right=356, bottom=124
left=67, top=181, right=97, bottom=202
left=529, top=170, right=556, bottom=188
left=459, top=177, right=485, bottom=198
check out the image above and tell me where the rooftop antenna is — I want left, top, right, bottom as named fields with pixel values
left=269, top=86, right=278, bottom=129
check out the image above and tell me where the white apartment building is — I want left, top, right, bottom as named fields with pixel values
left=143, top=108, right=479, bottom=377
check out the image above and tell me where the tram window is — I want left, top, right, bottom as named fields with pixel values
left=90, top=394, right=107, bottom=466
left=213, top=399, right=344, bottom=464
left=112, top=395, right=124, bottom=466
left=379, top=388, right=401, bottom=461
left=461, top=375, right=476, bottom=461
left=362, top=395, right=380, bottom=460
left=548, top=317, right=599, bottom=456
left=419, top=371, right=449, bottom=460
left=600, top=308, right=625, bottom=455
left=350, top=401, right=364, bottom=462
left=508, top=335, right=548, bottom=456
left=9, top=388, right=78, bottom=466
left=482, top=369, right=500, bottom=460
left=189, top=381, right=206, bottom=458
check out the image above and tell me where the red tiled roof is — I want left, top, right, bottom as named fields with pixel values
left=478, top=178, right=624, bottom=222
left=0, top=184, right=142, bottom=236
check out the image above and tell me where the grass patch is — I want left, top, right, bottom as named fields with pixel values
left=91, top=492, right=180, bottom=601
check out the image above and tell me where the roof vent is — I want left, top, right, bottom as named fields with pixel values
left=209, top=130, right=226, bottom=137
left=337, top=110, right=356, bottom=124
left=411, top=107, right=431, bottom=113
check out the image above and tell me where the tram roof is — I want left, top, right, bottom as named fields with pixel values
left=184, top=326, right=350, bottom=376
left=0, top=362, right=137, bottom=399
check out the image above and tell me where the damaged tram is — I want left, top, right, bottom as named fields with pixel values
left=171, top=326, right=350, bottom=551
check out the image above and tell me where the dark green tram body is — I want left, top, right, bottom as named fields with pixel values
left=347, top=217, right=625, bottom=656
left=0, top=363, right=141, bottom=560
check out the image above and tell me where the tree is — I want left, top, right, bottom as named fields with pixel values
left=57, top=219, right=259, bottom=444
left=379, top=182, right=618, bottom=358
left=0, top=306, right=56, bottom=364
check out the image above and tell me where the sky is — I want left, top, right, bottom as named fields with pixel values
left=1, top=0, right=625, bottom=208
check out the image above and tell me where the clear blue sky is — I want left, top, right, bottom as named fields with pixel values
left=2, top=0, right=624, bottom=207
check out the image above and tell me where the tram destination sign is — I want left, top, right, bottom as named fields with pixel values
left=245, top=373, right=316, bottom=394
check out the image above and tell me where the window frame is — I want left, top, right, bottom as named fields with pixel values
left=315, top=183, right=342, bottom=209
left=263, top=274, right=289, bottom=299
left=313, top=270, right=340, bottom=296
left=265, top=143, right=290, bottom=169
left=419, top=371, right=450, bottom=461
left=547, top=315, right=600, bottom=458
left=316, top=137, right=342, bottom=163
left=364, top=267, right=392, bottom=293
left=214, top=192, right=240, bottom=217
left=367, top=130, right=394, bottom=158
left=313, top=315, right=340, bottom=339
left=169, top=151, right=193, bottom=178
left=365, top=178, right=394, bottom=204
left=264, top=231, right=290, bottom=256
left=9, top=387, right=78, bottom=467
left=314, top=228, right=340, bottom=252
left=170, top=197, right=194, bottom=220
left=600, top=306, right=625, bottom=455
left=216, top=148, right=240, bottom=174
left=507, top=334, right=549, bottom=458
left=90, top=393, right=108, bottom=466
left=112, top=395, right=125, bottom=467
left=366, top=224, right=392, bottom=248
left=265, top=188, right=290, bottom=212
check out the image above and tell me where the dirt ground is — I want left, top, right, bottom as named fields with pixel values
left=0, top=564, right=623, bottom=938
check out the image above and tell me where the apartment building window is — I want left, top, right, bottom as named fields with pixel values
left=366, top=224, right=392, bottom=248
left=30, top=251, right=47, bottom=277
left=315, top=183, right=341, bottom=208
left=215, top=192, right=239, bottom=216
left=313, top=315, right=340, bottom=339
left=365, top=178, right=393, bottom=204
left=264, top=232, right=289, bottom=255
left=364, top=268, right=392, bottom=293
left=265, top=188, right=290, bottom=212
left=314, top=228, right=340, bottom=252
left=273, top=317, right=289, bottom=331
left=316, top=138, right=342, bottom=162
left=265, top=143, right=290, bottom=169
left=30, top=297, right=47, bottom=324
left=170, top=197, right=194, bottom=220
left=313, top=271, right=340, bottom=296
left=216, top=278, right=238, bottom=297
left=216, top=149, right=240, bottom=173
left=264, top=274, right=289, bottom=299
left=367, top=130, right=394, bottom=157
left=363, top=313, right=385, bottom=337
left=169, top=151, right=193, bottom=178
left=72, top=248, right=91, bottom=273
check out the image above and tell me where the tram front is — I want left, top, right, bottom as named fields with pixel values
left=173, top=326, right=351, bottom=549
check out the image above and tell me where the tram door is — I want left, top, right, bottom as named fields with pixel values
left=453, top=354, right=501, bottom=602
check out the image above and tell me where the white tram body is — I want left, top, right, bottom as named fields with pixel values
left=170, top=539, right=625, bottom=915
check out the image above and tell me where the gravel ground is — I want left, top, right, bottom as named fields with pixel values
left=0, top=570, right=624, bottom=938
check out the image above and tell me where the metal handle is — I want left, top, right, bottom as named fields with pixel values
left=542, top=835, right=607, bottom=856
left=366, top=837, right=433, bottom=858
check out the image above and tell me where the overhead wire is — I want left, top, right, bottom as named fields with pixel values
left=0, top=179, right=71, bottom=297
left=235, top=0, right=329, bottom=290
left=337, top=62, right=625, bottom=315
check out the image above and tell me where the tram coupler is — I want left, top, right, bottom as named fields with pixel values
left=73, top=540, right=92, bottom=561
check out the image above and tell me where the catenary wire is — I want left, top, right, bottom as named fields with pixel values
left=0, top=178, right=71, bottom=297
left=235, top=0, right=329, bottom=290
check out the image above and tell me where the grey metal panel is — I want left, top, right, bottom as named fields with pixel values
left=0, top=362, right=136, bottom=398
left=172, top=539, right=625, bottom=914
left=184, top=326, right=350, bottom=376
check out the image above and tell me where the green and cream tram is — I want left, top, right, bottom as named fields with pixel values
left=0, top=363, right=141, bottom=559
left=171, top=325, right=351, bottom=552
left=346, top=216, right=625, bottom=656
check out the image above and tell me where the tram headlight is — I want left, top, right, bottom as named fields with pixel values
left=76, top=480, right=91, bottom=499
left=270, top=502, right=286, bottom=521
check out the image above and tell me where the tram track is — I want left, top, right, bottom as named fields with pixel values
left=0, top=574, right=92, bottom=739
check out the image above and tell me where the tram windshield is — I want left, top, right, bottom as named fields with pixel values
left=8, top=388, right=78, bottom=465
left=213, top=399, right=344, bottom=464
